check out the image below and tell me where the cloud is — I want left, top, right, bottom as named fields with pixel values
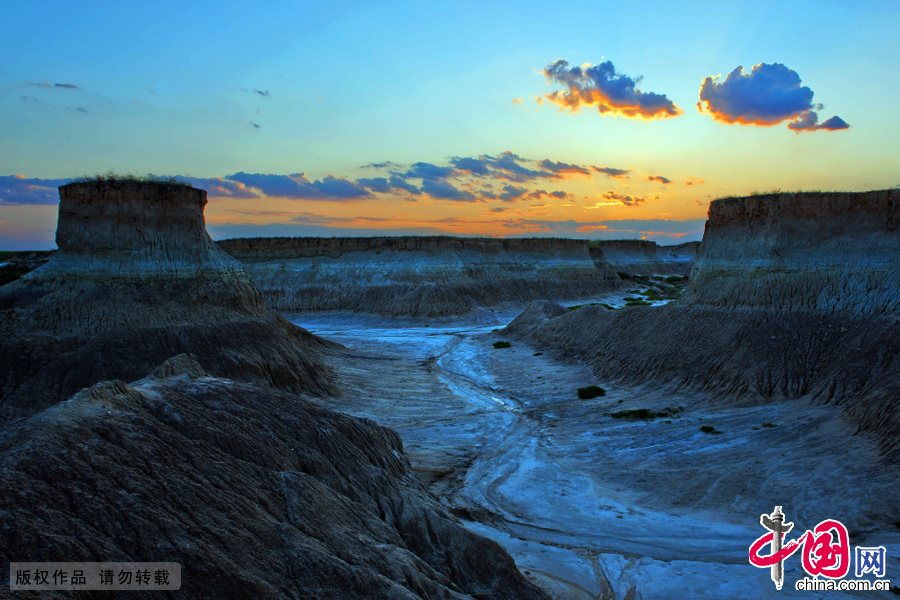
left=511, top=97, right=523, bottom=105
left=226, top=172, right=372, bottom=200
left=0, top=175, right=66, bottom=205
left=254, top=89, right=270, bottom=98
left=498, top=184, right=529, bottom=202
left=593, top=166, right=631, bottom=179
left=251, top=121, right=261, bottom=129
left=419, top=179, right=477, bottom=202
left=786, top=111, right=850, bottom=133
left=28, top=81, right=79, bottom=90
left=685, top=177, right=705, bottom=186
left=697, top=63, right=849, bottom=131
left=404, top=162, right=456, bottom=180
left=537, top=159, right=592, bottom=177
left=646, top=174, right=671, bottom=184
left=539, top=59, right=682, bottom=119
left=588, top=191, right=657, bottom=208
left=527, top=189, right=569, bottom=201
left=448, top=152, right=593, bottom=183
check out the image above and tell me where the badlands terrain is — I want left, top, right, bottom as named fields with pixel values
left=1, top=182, right=899, bottom=599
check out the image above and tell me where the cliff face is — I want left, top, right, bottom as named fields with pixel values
left=0, top=181, right=331, bottom=421
left=687, top=190, right=900, bottom=315
left=218, top=236, right=624, bottom=316
left=504, top=190, right=900, bottom=457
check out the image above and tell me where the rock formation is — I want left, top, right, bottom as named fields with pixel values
left=686, top=190, right=900, bottom=315
left=218, top=236, right=635, bottom=316
left=0, top=180, right=333, bottom=421
left=588, top=239, right=697, bottom=276
left=504, top=190, right=900, bottom=458
left=0, top=355, right=548, bottom=599
left=0, top=180, right=550, bottom=599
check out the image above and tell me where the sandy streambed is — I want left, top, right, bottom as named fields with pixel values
left=291, top=308, right=900, bottom=600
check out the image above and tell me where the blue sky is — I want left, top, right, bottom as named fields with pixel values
left=2, top=0, right=898, bottom=249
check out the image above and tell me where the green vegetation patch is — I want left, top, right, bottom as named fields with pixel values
left=577, top=385, right=606, bottom=399
left=610, top=406, right=681, bottom=420
left=625, top=300, right=652, bottom=307
left=492, top=341, right=512, bottom=349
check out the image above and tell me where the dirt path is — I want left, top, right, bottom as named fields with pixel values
left=292, top=309, right=900, bottom=600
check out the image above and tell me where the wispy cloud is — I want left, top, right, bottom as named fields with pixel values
left=697, top=63, right=849, bottom=132
left=593, top=166, right=631, bottom=179
left=587, top=191, right=657, bottom=208
left=538, top=59, right=682, bottom=119
left=685, top=177, right=705, bottom=186
left=226, top=172, right=372, bottom=200
left=28, top=81, right=79, bottom=90
left=646, top=174, right=671, bottom=184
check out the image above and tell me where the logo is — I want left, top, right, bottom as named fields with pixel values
left=749, top=506, right=890, bottom=592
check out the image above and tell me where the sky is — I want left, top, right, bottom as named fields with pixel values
left=2, top=0, right=898, bottom=250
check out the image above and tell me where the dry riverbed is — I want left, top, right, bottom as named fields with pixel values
left=291, top=302, right=900, bottom=600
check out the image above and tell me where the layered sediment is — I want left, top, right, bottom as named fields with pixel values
left=217, top=236, right=693, bottom=316
left=588, top=239, right=698, bottom=276
left=504, top=190, right=900, bottom=457
left=687, top=190, right=900, bottom=315
left=0, top=181, right=332, bottom=421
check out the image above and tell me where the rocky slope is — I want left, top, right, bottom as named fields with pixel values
left=504, top=190, right=900, bottom=458
left=0, top=355, right=548, bottom=599
left=0, top=181, right=333, bottom=422
left=217, top=236, right=625, bottom=316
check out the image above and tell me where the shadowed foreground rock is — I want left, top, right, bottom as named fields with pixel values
left=505, top=190, right=900, bottom=458
left=0, top=181, right=334, bottom=422
left=0, top=355, right=548, bottom=599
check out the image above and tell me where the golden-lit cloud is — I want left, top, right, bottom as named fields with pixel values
left=539, top=59, right=682, bottom=119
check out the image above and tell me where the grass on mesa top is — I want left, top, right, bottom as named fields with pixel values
left=68, top=170, right=192, bottom=187
left=492, top=341, right=512, bottom=349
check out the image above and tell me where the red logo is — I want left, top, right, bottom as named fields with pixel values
left=749, top=507, right=850, bottom=589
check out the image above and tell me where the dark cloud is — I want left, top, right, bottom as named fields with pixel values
left=361, top=161, right=400, bottom=169
left=698, top=63, right=849, bottom=132
left=597, top=191, right=656, bottom=207
left=254, top=89, right=270, bottom=98
left=527, top=189, right=569, bottom=201
left=537, top=160, right=592, bottom=177
left=646, top=175, right=671, bottom=184
left=593, top=166, right=631, bottom=179
left=419, top=179, right=477, bottom=202
left=75, top=107, right=88, bottom=113
left=498, top=184, right=529, bottom=202
left=388, top=174, right=421, bottom=195
left=226, top=172, right=371, bottom=200
left=540, top=59, right=682, bottom=119
left=357, top=177, right=390, bottom=193
left=404, top=162, right=456, bottom=180
left=251, top=121, right=261, bottom=129
left=787, top=111, right=850, bottom=133
left=0, top=175, right=66, bottom=205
